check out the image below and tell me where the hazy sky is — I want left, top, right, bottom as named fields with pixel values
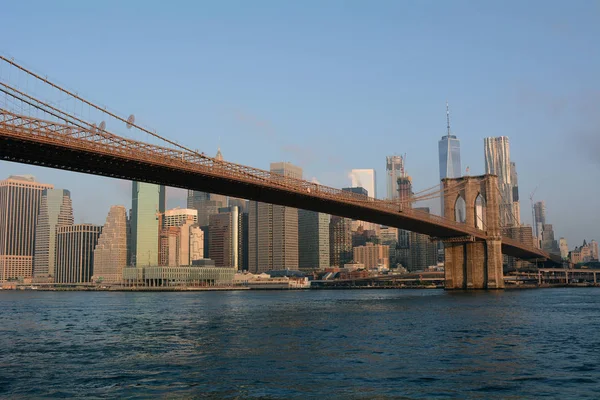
left=1, top=0, right=598, bottom=248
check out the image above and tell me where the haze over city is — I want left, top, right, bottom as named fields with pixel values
left=1, top=0, right=598, bottom=246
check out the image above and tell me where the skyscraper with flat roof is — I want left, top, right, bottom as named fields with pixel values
left=55, top=224, right=102, bottom=283
left=438, top=103, right=461, bottom=216
left=209, top=206, right=241, bottom=269
left=298, top=210, right=330, bottom=271
left=131, top=181, right=165, bottom=267
left=0, top=175, right=53, bottom=281
left=248, top=162, right=301, bottom=273
left=33, top=189, right=74, bottom=280
left=350, top=169, right=376, bottom=199
left=329, top=216, right=352, bottom=268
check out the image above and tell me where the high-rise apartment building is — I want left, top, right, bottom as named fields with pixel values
left=484, top=136, right=519, bottom=227
left=510, top=162, right=521, bottom=225
left=329, top=216, right=352, bottom=267
left=55, top=224, right=102, bottom=283
left=540, top=224, right=560, bottom=255
left=438, top=103, right=461, bottom=216
left=559, top=237, right=569, bottom=260
left=353, top=243, right=389, bottom=270
left=350, top=169, right=377, bottom=199
left=209, top=206, right=241, bottom=269
left=163, top=208, right=198, bottom=228
left=248, top=163, right=301, bottom=273
left=0, top=175, right=53, bottom=281
left=396, top=174, right=412, bottom=267
left=298, top=210, right=330, bottom=271
left=190, top=226, right=204, bottom=262
left=386, top=155, right=404, bottom=200
left=130, top=181, right=165, bottom=267
left=92, top=206, right=128, bottom=284
left=380, top=226, right=399, bottom=268
left=533, top=201, right=546, bottom=239
left=409, top=207, right=438, bottom=271
left=159, top=208, right=201, bottom=267
left=33, top=188, right=74, bottom=281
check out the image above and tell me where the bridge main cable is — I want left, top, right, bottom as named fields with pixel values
left=0, top=55, right=205, bottom=159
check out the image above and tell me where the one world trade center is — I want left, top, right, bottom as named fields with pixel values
left=438, top=102, right=461, bottom=217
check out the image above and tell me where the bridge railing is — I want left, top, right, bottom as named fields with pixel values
left=0, top=109, right=523, bottom=243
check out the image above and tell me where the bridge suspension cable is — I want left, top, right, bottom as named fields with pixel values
left=0, top=55, right=212, bottom=162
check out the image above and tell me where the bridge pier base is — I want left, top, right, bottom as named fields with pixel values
left=444, top=239, right=504, bottom=290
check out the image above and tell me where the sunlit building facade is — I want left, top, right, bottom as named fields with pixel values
left=55, top=224, right=102, bottom=283
left=33, top=188, right=74, bottom=281
left=298, top=210, right=330, bottom=271
left=92, top=206, right=128, bottom=284
left=131, top=181, right=165, bottom=267
left=0, top=175, right=53, bottom=281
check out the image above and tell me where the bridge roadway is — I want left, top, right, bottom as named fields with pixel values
left=0, top=109, right=559, bottom=265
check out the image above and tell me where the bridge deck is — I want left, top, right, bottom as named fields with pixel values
left=0, top=109, right=559, bottom=265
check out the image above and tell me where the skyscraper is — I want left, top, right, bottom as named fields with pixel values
left=130, top=181, right=165, bottom=267
left=55, top=224, right=102, bottom=283
left=159, top=208, right=199, bottom=267
left=386, top=155, right=404, bottom=200
left=350, top=169, right=377, bottom=199
left=533, top=201, right=546, bottom=239
left=438, top=102, right=461, bottom=216
left=559, top=237, right=569, bottom=260
left=209, top=206, right=240, bottom=269
left=298, top=210, right=330, bottom=271
left=92, top=206, right=128, bottom=284
left=510, top=162, right=521, bottom=225
left=0, top=175, right=53, bottom=281
left=329, top=216, right=352, bottom=267
left=396, top=174, right=413, bottom=267
left=484, top=136, right=517, bottom=227
left=409, top=207, right=438, bottom=271
left=163, top=208, right=198, bottom=228
left=353, top=243, right=390, bottom=270
left=33, top=188, right=74, bottom=281
left=248, top=162, right=301, bottom=273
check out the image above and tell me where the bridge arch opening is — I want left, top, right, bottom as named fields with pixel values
left=475, top=193, right=486, bottom=230
left=454, top=195, right=466, bottom=223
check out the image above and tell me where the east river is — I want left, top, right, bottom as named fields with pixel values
left=1, top=288, right=599, bottom=399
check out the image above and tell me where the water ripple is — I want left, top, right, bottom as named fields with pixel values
left=0, top=289, right=599, bottom=398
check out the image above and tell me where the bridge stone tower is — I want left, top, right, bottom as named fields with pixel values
left=442, top=174, right=504, bottom=289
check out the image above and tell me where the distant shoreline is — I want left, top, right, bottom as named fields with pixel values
left=2, top=283, right=599, bottom=292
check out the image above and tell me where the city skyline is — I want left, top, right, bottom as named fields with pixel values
left=1, top=1, right=599, bottom=246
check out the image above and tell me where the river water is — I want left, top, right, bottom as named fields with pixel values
left=0, top=288, right=599, bottom=399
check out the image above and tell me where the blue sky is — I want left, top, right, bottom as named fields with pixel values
left=1, top=0, right=599, bottom=248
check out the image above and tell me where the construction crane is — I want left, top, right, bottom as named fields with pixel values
left=530, top=186, right=538, bottom=237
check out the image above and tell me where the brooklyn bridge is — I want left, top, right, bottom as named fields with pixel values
left=0, top=56, right=562, bottom=289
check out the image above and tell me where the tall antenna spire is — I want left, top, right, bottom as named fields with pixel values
left=446, top=100, right=451, bottom=137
